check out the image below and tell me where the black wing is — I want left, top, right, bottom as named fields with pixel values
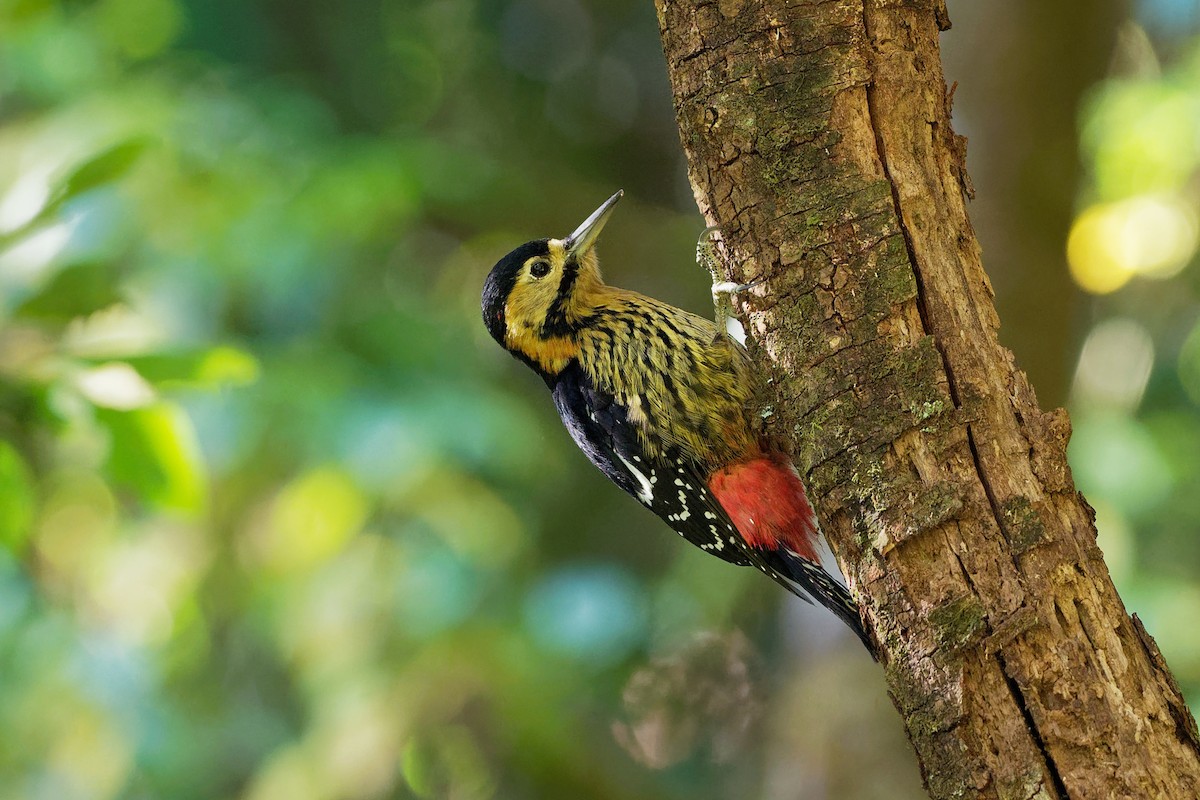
left=551, top=362, right=751, bottom=566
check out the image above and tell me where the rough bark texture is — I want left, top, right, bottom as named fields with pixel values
left=654, top=1, right=1200, bottom=798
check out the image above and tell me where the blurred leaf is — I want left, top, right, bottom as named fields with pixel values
left=401, top=728, right=494, bottom=800
left=98, top=402, right=206, bottom=512
left=0, top=441, right=35, bottom=553
left=1179, top=319, right=1200, bottom=406
left=13, top=260, right=123, bottom=321
left=77, top=362, right=157, bottom=409
left=402, top=736, right=437, bottom=798
left=46, top=138, right=151, bottom=215
left=127, top=346, right=261, bottom=389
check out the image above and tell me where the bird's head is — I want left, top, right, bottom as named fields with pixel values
left=482, top=190, right=622, bottom=375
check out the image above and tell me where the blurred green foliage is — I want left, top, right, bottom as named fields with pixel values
left=1066, top=27, right=1200, bottom=706
left=0, top=1, right=1196, bottom=799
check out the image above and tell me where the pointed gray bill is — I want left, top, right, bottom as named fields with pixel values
left=564, top=190, right=623, bottom=260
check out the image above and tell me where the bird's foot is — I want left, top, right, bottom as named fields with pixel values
left=711, top=278, right=764, bottom=299
left=696, top=225, right=724, bottom=284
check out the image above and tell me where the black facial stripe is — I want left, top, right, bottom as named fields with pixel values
left=556, top=256, right=580, bottom=298
left=540, top=255, right=581, bottom=336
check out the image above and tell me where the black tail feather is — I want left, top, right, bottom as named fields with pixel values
left=761, top=549, right=877, bottom=659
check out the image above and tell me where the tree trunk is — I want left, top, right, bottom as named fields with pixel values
left=653, top=1, right=1200, bottom=798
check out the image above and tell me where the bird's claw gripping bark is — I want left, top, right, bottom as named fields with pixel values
left=696, top=225, right=735, bottom=328
left=711, top=278, right=765, bottom=297
left=697, top=225, right=761, bottom=341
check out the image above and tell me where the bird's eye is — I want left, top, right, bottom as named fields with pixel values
left=529, top=260, right=551, bottom=278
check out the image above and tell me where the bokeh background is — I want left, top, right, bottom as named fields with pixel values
left=0, top=1, right=1196, bottom=798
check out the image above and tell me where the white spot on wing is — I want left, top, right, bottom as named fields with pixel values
left=616, top=452, right=654, bottom=505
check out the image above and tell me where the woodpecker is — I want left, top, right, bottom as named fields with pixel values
left=481, top=191, right=873, bottom=654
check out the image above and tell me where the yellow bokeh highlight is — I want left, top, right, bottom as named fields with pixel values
left=314, top=683, right=404, bottom=798
left=88, top=522, right=209, bottom=645
left=48, top=709, right=133, bottom=800
left=196, top=345, right=261, bottom=386
left=244, top=744, right=328, bottom=800
left=1067, top=195, right=1198, bottom=294
left=36, top=472, right=119, bottom=587
left=255, top=467, right=368, bottom=574
left=273, top=534, right=382, bottom=676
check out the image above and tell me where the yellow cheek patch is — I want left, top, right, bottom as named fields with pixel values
left=504, top=315, right=578, bottom=374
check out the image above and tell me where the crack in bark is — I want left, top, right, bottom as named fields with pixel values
left=996, top=651, right=1069, bottom=800
left=860, top=7, right=939, bottom=384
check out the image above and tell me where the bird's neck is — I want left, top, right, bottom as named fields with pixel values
left=505, top=275, right=607, bottom=378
